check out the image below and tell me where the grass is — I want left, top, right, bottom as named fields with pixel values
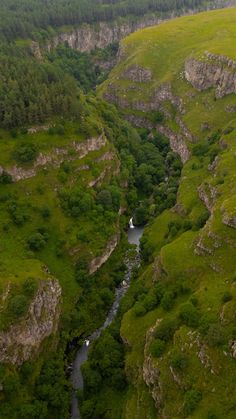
left=100, top=7, right=236, bottom=418
left=0, top=117, right=120, bottom=327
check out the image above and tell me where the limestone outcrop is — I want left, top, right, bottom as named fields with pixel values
left=0, top=134, right=107, bottom=182
left=89, top=232, right=120, bottom=274
left=185, top=52, right=236, bottom=98
left=31, top=17, right=163, bottom=57
left=0, top=279, right=61, bottom=365
left=158, top=125, right=190, bottom=163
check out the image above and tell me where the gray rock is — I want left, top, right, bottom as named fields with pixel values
left=0, top=279, right=61, bottom=365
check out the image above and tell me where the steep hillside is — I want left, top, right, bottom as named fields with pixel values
left=98, top=8, right=236, bottom=418
left=0, top=95, right=140, bottom=417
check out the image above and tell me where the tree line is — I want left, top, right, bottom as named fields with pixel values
left=0, top=0, right=217, bottom=41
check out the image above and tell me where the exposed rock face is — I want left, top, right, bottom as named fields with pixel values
left=103, top=83, right=130, bottom=108
left=198, top=183, right=217, bottom=213
left=185, top=53, right=236, bottom=98
left=154, top=84, right=184, bottom=114
left=121, top=65, right=152, bottom=82
left=125, top=114, right=153, bottom=130
left=0, top=134, right=106, bottom=182
left=143, top=319, right=163, bottom=409
left=158, top=125, right=190, bottom=163
left=32, top=17, right=163, bottom=57
left=222, top=211, right=236, bottom=228
left=89, top=232, right=120, bottom=274
left=104, top=81, right=191, bottom=162
left=231, top=341, right=236, bottom=358
left=0, top=279, right=61, bottom=365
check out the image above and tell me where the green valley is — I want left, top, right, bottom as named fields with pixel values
left=91, top=7, right=236, bottom=419
left=1, top=2, right=236, bottom=419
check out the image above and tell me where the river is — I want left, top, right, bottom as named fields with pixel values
left=70, top=222, right=144, bottom=419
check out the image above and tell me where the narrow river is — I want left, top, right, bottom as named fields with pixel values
left=70, top=222, right=144, bottom=419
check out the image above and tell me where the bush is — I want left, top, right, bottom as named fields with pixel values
left=179, top=302, right=199, bottom=327
left=75, top=259, right=89, bottom=285
left=155, top=318, right=180, bottom=342
left=222, top=291, right=233, bottom=303
left=193, top=210, right=209, bottom=230
left=8, top=201, right=30, bottom=226
left=0, top=171, right=12, bottom=184
left=40, top=206, right=51, bottom=219
left=143, top=292, right=159, bottom=311
left=192, top=142, right=209, bottom=157
left=161, top=291, right=175, bottom=311
left=9, top=294, right=28, bottom=317
left=150, top=339, right=166, bottom=358
left=14, top=142, right=38, bottom=164
left=183, top=389, right=202, bottom=415
left=148, top=110, right=164, bottom=124
left=170, top=352, right=188, bottom=370
left=27, top=233, right=47, bottom=251
left=133, top=302, right=147, bottom=317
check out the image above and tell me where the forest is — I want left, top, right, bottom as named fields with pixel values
left=1, top=1, right=235, bottom=419
left=0, top=0, right=217, bottom=40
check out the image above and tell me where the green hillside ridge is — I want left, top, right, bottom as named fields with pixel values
left=90, top=8, right=236, bottom=419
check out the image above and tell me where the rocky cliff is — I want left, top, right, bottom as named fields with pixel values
left=0, top=134, right=107, bottom=182
left=31, top=16, right=163, bottom=57
left=0, top=279, right=61, bottom=366
left=89, top=232, right=120, bottom=274
left=185, top=52, right=236, bottom=98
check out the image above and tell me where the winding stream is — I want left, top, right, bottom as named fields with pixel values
left=70, top=221, right=144, bottom=419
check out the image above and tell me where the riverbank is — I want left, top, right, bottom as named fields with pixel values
left=70, top=223, right=144, bottom=418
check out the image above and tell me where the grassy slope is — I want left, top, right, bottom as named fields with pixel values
left=0, top=113, right=120, bottom=326
left=101, top=8, right=236, bottom=419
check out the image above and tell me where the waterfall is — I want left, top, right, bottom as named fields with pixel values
left=129, top=217, right=135, bottom=229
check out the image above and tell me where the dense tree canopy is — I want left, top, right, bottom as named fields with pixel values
left=0, top=0, right=220, bottom=40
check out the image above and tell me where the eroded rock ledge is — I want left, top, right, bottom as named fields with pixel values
left=185, top=52, right=236, bottom=98
left=31, top=17, right=163, bottom=57
left=158, top=125, right=190, bottom=163
left=89, top=232, right=120, bottom=274
left=0, top=279, right=61, bottom=366
left=0, top=134, right=107, bottom=182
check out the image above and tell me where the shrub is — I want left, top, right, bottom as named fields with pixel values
left=0, top=171, right=12, bottom=184
left=198, top=313, right=216, bottom=335
left=148, top=110, right=164, bottom=124
left=14, top=142, right=38, bottom=164
left=183, top=389, right=202, bottom=415
left=27, top=233, right=47, bottom=251
left=170, top=352, right=188, bottom=370
left=41, top=206, right=51, bottom=219
left=155, top=318, right=180, bottom=342
left=133, top=302, right=147, bottom=317
left=150, top=339, right=166, bottom=358
left=161, top=291, right=175, bottom=311
left=179, top=302, right=199, bottom=327
left=75, top=259, right=89, bottom=285
left=143, top=292, right=159, bottom=311
left=222, top=291, right=233, bottom=303
left=193, top=210, right=209, bottom=230
left=9, top=294, right=28, bottom=317
left=192, top=142, right=209, bottom=157
left=8, top=201, right=30, bottom=226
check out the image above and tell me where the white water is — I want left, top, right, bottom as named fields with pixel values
left=129, top=217, right=135, bottom=229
